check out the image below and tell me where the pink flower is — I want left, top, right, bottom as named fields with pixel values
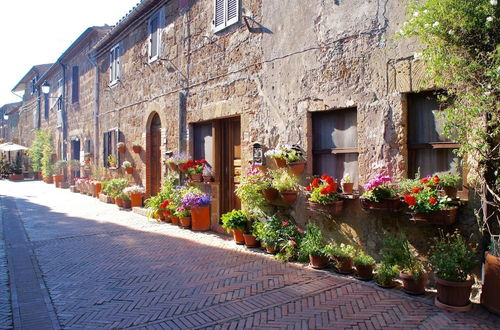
left=281, top=221, right=289, bottom=226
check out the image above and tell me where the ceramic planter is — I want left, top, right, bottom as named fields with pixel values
left=118, top=145, right=126, bottom=153
left=132, top=145, right=141, bottom=153
left=180, top=216, right=191, bottom=228
left=273, top=157, right=287, bottom=168
left=342, top=182, right=354, bottom=194
left=232, top=229, right=245, bottom=245
left=115, top=197, right=124, bottom=208
left=243, top=233, right=260, bottom=248
left=410, top=207, right=458, bottom=225
left=262, top=188, right=279, bottom=202
left=125, top=167, right=133, bottom=174
left=53, top=174, right=63, bottom=187
left=309, top=255, right=329, bottom=269
left=307, top=201, right=344, bottom=215
left=334, top=256, right=354, bottom=274
left=481, top=252, right=500, bottom=315
left=400, top=272, right=427, bottom=295
left=443, top=186, right=458, bottom=199
left=280, top=190, right=298, bottom=204
left=191, top=205, right=210, bottom=231
left=360, top=197, right=402, bottom=212
left=122, top=199, right=131, bottom=209
left=435, top=276, right=473, bottom=310
left=287, top=161, right=306, bottom=176
left=92, top=182, right=102, bottom=198
left=355, top=264, right=375, bottom=280
left=130, top=193, right=143, bottom=207
left=171, top=216, right=179, bottom=225
left=190, top=173, right=203, bottom=182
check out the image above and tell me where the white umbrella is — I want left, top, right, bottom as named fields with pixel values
left=0, top=142, right=28, bottom=152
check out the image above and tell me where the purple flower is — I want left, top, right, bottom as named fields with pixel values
left=364, top=174, right=393, bottom=191
left=181, top=192, right=211, bottom=207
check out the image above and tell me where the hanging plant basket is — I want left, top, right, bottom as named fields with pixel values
left=125, top=167, right=133, bottom=174
left=273, top=158, right=287, bottom=168
left=262, top=188, right=279, bottom=202
left=287, top=161, right=306, bottom=176
left=117, top=145, right=126, bottom=153
left=410, top=207, right=458, bottom=225
left=280, top=190, right=298, bottom=205
left=360, top=197, right=402, bottom=212
left=307, top=201, right=344, bottom=214
left=190, top=173, right=203, bottom=182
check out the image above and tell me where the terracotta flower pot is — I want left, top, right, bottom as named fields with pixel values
left=360, top=197, right=402, bottom=212
left=132, top=145, right=141, bottom=153
left=400, top=272, right=427, bottom=295
left=122, top=199, right=131, bottom=209
left=280, top=190, right=298, bottom=204
left=203, top=175, right=213, bottom=182
left=435, top=276, right=473, bottom=308
left=243, top=233, right=260, bottom=248
left=164, top=213, right=171, bottom=223
left=287, top=161, right=306, bottom=176
left=168, top=162, right=178, bottom=171
left=44, top=176, right=53, bottom=184
left=115, top=197, right=124, bottom=208
left=180, top=216, right=191, bottom=228
left=355, top=264, right=375, bottom=280
left=410, top=207, right=458, bottom=225
left=190, top=173, right=203, bottom=182
left=334, top=256, right=354, bottom=274
left=93, top=182, right=102, bottom=198
left=125, top=167, right=133, bottom=174
left=481, top=252, right=500, bottom=315
left=130, top=193, right=143, bottom=207
left=232, top=229, right=245, bottom=245
left=342, top=182, right=354, bottom=195
left=171, top=216, right=179, bottom=225
left=443, top=186, right=458, bottom=199
left=266, top=245, right=277, bottom=254
left=273, top=157, right=287, bottom=168
left=307, top=201, right=344, bottom=214
left=53, top=174, right=63, bottom=187
left=262, top=188, right=279, bottom=202
left=118, top=145, right=126, bottom=153
left=8, top=174, right=24, bottom=181
left=309, top=255, right=329, bottom=269
left=191, top=205, right=210, bottom=231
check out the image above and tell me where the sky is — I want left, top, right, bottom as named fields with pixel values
left=0, top=0, right=141, bottom=106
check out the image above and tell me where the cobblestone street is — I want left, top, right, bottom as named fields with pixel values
left=0, top=181, right=499, bottom=329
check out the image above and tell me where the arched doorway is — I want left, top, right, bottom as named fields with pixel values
left=148, top=113, right=162, bottom=196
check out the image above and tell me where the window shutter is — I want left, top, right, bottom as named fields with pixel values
left=109, top=51, right=113, bottom=83
left=117, top=44, right=121, bottom=80
left=214, top=0, right=225, bottom=32
left=72, top=66, right=79, bottom=103
left=103, top=132, right=108, bottom=167
left=226, top=0, right=239, bottom=26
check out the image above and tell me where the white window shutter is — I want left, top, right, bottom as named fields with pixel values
left=226, top=0, right=239, bottom=26
left=213, top=0, right=225, bottom=32
left=109, top=51, right=113, bottom=83
left=117, top=44, right=121, bottom=80
left=147, top=18, right=152, bottom=59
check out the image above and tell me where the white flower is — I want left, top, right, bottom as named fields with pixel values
left=424, top=23, right=430, bottom=28
left=433, top=21, right=440, bottom=27
left=491, top=0, right=497, bottom=5
left=487, top=84, right=492, bottom=89
left=484, top=91, right=491, bottom=96
left=486, top=16, right=493, bottom=22
left=448, top=29, right=455, bottom=35
left=413, top=11, right=419, bottom=17
left=403, top=21, right=408, bottom=27
left=413, top=52, right=422, bottom=60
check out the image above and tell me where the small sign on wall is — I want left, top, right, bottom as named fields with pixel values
left=252, top=143, right=263, bottom=166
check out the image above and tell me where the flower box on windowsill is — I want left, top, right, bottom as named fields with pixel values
left=409, top=207, right=459, bottom=225
left=360, top=197, right=402, bottom=212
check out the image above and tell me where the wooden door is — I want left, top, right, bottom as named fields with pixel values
left=219, top=117, right=241, bottom=214
left=149, top=114, right=162, bottom=196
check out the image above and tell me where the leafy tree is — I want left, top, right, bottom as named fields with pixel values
left=400, top=0, right=499, bottom=243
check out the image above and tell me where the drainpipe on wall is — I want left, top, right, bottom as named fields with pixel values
left=61, top=62, right=67, bottom=160
left=87, top=53, right=99, bottom=165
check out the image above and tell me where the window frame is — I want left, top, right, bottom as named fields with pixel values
left=109, top=44, right=121, bottom=86
left=71, top=66, right=79, bottom=104
left=147, top=9, right=164, bottom=63
left=103, top=128, right=120, bottom=168
left=213, top=0, right=240, bottom=33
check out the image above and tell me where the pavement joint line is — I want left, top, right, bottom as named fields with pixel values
left=0, top=195, right=61, bottom=330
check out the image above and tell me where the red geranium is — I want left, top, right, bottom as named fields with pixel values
left=429, top=197, right=437, bottom=205
left=320, top=187, right=329, bottom=195
left=433, top=175, right=440, bottom=184
left=312, top=178, right=320, bottom=188
left=404, top=194, right=416, bottom=206
left=325, top=176, right=334, bottom=185
left=420, top=177, right=428, bottom=183
left=413, top=187, right=421, bottom=194
left=306, top=185, right=312, bottom=191
left=160, top=200, right=170, bottom=209
left=321, top=174, right=328, bottom=180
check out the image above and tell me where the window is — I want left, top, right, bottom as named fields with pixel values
left=148, top=9, right=164, bottom=61
left=312, top=108, right=359, bottom=185
left=407, top=92, right=461, bottom=178
left=193, top=123, right=213, bottom=167
left=103, top=129, right=120, bottom=168
left=71, top=66, right=79, bottom=103
left=109, top=44, right=121, bottom=85
left=213, top=0, right=239, bottom=32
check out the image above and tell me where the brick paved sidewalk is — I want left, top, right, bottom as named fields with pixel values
left=0, top=181, right=498, bottom=329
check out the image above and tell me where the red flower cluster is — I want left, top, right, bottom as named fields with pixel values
left=160, top=200, right=170, bottom=209
left=306, top=174, right=336, bottom=194
left=429, top=197, right=437, bottom=205
left=181, top=159, right=206, bottom=172
left=413, top=187, right=421, bottom=194
left=281, top=221, right=289, bottom=226
left=404, top=194, right=416, bottom=206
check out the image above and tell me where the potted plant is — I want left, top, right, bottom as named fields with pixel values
left=202, top=166, right=214, bottom=182
left=437, top=172, right=461, bottom=199
left=306, top=174, right=343, bottom=214
left=354, top=251, right=376, bottom=280
left=53, top=160, right=67, bottom=188
left=173, top=153, right=190, bottom=171
left=255, top=216, right=280, bottom=254
left=243, top=221, right=260, bottom=248
left=299, top=224, right=329, bottom=269
left=399, top=257, right=427, bottom=295
left=182, top=159, right=206, bottom=182
left=360, top=174, right=400, bottom=211
left=176, top=205, right=191, bottom=228
left=374, top=262, right=399, bottom=288
left=181, top=189, right=211, bottom=231
left=68, top=159, right=81, bottom=180
left=404, top=182, right=457, bottom=225
left=132, top=143, right=141, bottom=153
left=124, top=185, right=145, bottom=207
left=325, top=243, right=356, bottom=274
left=122, top=160, right=133, bottom=174
left=271, top=168, right=300, bottom=204
left=283, top=145, right=306, bottom=176
left=107, top=154, right=117, bottom=168
left=221, top=209, right=248, bottom=245
left=106, top=178, right=129, bottom=206
left=430, top=230, right=477, bottom=311
left=264, top=147, right=287, bottom=168
left=482, top=236, right=500, bottom=315
left=89, top=179, right=102, bottom=197
left=341, top=174, right=354, bottom=194
left=118, top=193, right=131, bottom=209
left=117, top=142, right=126, bottom=153
left=235, top=166, right=268, bottom=210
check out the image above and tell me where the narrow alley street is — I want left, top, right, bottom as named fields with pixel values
left=0, top=181, right=498, bottom=329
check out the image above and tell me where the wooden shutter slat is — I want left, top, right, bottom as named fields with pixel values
left=226, top=0, right=239, bottom=25
left=214, top=0, right=225, bottom=32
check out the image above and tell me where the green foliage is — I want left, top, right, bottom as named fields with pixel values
left=28, top=130, right=49, bottom=172
left=13, top=154, right=22, bottom=174
left=221, top=209, right=248, bottom=233
left=380, top=233, right=425, bottom=280
left=399, top=178, right=422, bottom=194
left=309, top=186, right=340, bottom=204
left=53, top=160, right=67, bottom=175
left=299, top=224, right=327, bottom=257
left=325, top=243, right=356, bottom=259
left=107, top=154, right=117, bottom=167
left=430, top=230, right=478, bottom=282
left=400, top=0, right=499, bottom=231
left=105, top=178, right=129, bottom=198
left=41, top=132, right=54, bottom=178
left=235, top=166, right=270, bottom=213
left=271, top=168, right=299, bottom=191
left=362, top=186, right=397, bottom=202
left=405, top=187, right=452, bottom=213
left=354, top=251, right=376, bottom=266
left=374, top=262, right=400, bottom=286
left=437, top=172, right=461, bottom=187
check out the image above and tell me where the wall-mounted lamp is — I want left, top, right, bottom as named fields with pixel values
left=252, top=143, right=264, bottom=166
left=3, top=114, right=8, bottom=120
left=41, top=81, right=50, bottom=94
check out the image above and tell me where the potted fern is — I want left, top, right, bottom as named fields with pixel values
left=300, top=224, right=329, bottom=269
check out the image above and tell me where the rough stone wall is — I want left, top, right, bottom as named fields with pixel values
left=39, top=71, right=64, bottom=159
